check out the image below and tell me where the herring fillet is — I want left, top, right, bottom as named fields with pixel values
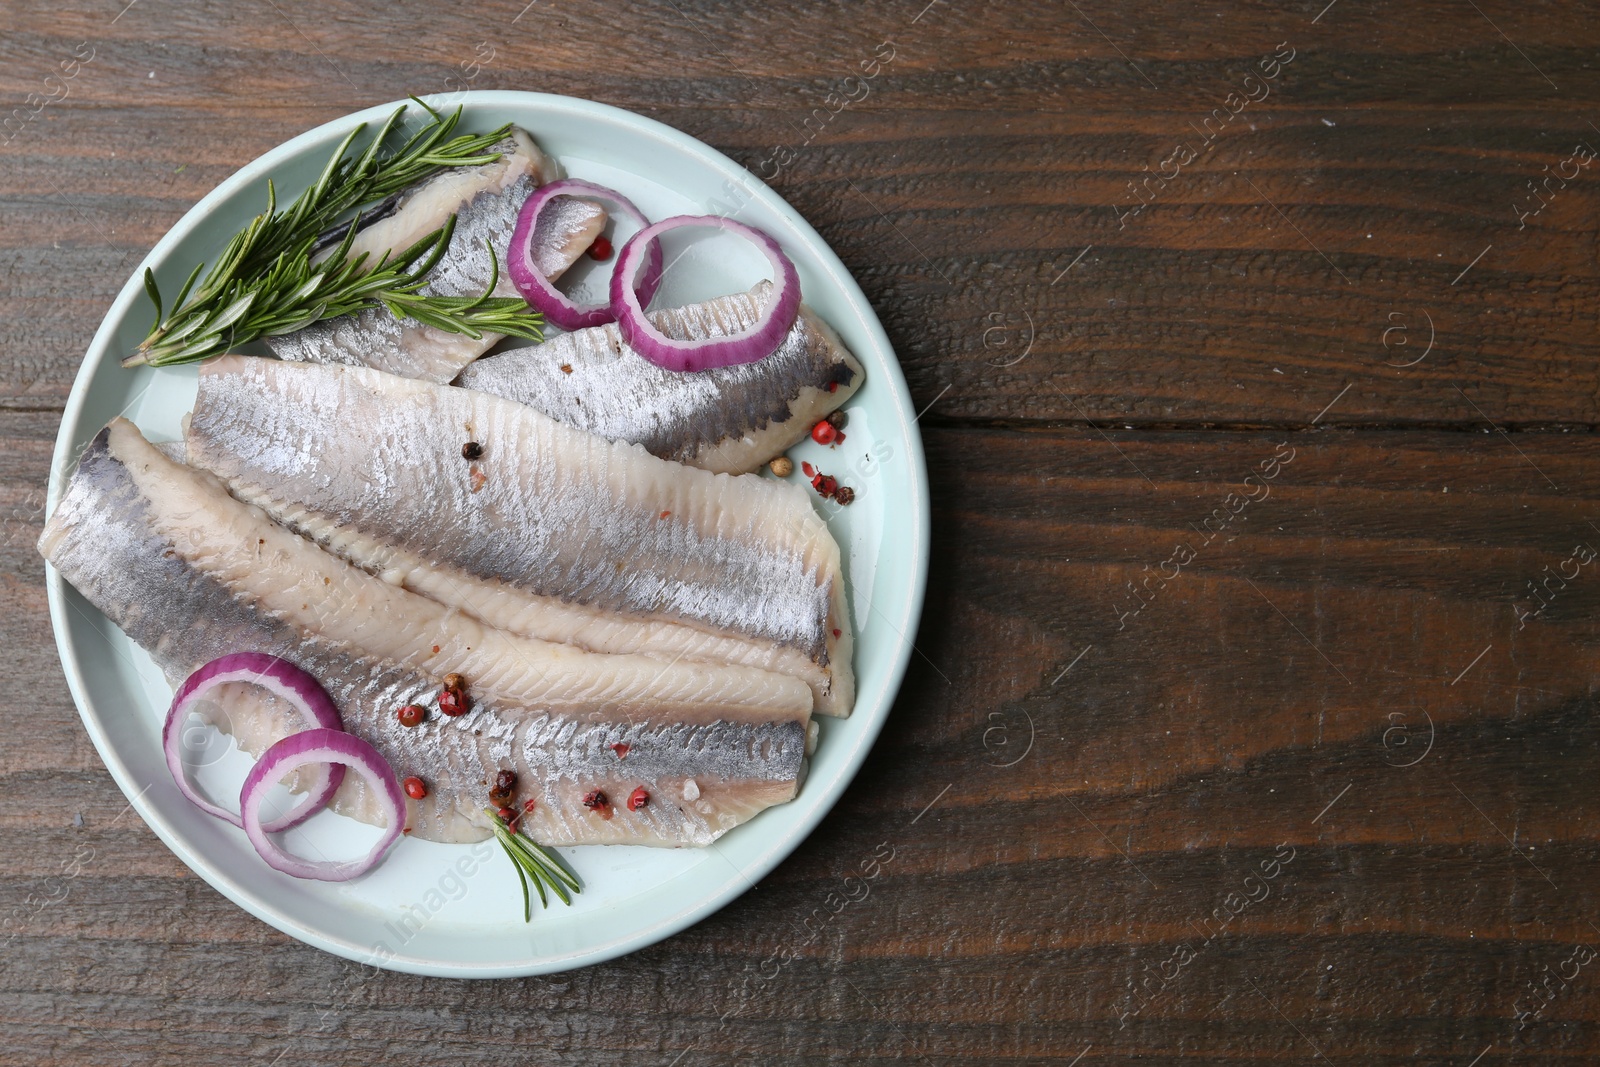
left=265, top=128, right=607, bottom=383
left=185, top=356, right=857, bottom=717
left=81, top=419, right=813, bottom=715
left=456, top=281, right=864, bottom=473
left=39, top=420, right=810, bottom=846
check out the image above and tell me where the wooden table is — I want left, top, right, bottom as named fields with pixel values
left=4, top=1, right=1598, bottom=1062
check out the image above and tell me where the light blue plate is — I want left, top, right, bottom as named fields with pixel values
left=43, top=92, right=929, bottom=977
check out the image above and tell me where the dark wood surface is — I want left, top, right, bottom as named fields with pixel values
left=4, top=0, right=1600, bottom=1063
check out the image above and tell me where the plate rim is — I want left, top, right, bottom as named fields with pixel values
left=43, top=90, right=930, bottom=978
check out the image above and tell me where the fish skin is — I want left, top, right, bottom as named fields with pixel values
left=456, top=282, right=865, bottom=473
left=81, top=419, right=814, bottom=715
left=250, top=485, right=845, bottom=710
left=39, top=421, right=810, bottom=846
left=266, top=128, right=607, bottom=384
left=184, top=356, right=857, bottom=716
left=335, top=129, right=562, bottom=266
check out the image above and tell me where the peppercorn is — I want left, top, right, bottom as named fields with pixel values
left=587, top=235, right=614, bottom=261
left=397, top=704, right=426, bottom=728
left=461, top=441, right=483, bottom=460
left=438, top=688, right=469, bottom=717
left=769, top=456, right=794, bottom=478
left=522, top=798, right=538, bottom=815
left=826, top=409, right=847, bottom=430
left=833, top=486, right=855, bottom=506
left=404, top=776, right=428, bottom=800
left=810, top=420, right=838, bottom=446
left=627, top=786, right=650, bottom=811
left=443, top=672, right=465, bottom=692
left=582, top=789, right=610, bottom=811
left=497, top=806, right=517, bottom=823
left=488, top=770, right=516, bottom=807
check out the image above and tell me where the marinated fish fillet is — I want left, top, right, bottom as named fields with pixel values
left=456, top=282, right=864, bottom=473
left=185, top=356, right=857, bottom=716
left=266, top=128, right=607, bottom=383
left=39, top=420, right=811, bottom=846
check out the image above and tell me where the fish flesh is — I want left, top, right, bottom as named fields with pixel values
left=184, top=356, right=857, bottom=716
left=56, top=421, right=812, bottom=717
left=186, top=357, right=856, bottom=716
left=266, top=128, right=607, bottom=384
left=40, top=419, right=812, bottom=846
left=455, top=281, right=864, bottom=473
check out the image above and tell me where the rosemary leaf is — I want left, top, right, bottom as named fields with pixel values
left=485, top=808, right=581, bottom=922
left=513, top=852, right=532, bottom=923
left=125, top=99, right=542, bottom=368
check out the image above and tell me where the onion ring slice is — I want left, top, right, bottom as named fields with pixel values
left=239, top=728, right=405, bottom=882
left=507, top=178, right=664, bottom=330
left=162, top=653, right=345, bottom=833
left=609, top=215, right=800, bottom=372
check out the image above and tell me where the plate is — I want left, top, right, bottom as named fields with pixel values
left=43, top=92, right=930, bottom=977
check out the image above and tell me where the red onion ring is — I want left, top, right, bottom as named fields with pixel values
left=240, top=728, right=406, bottom=882
left=162, top=653, right=345, bottom=833
left=507, top=179, right=664, bottom=331
left=610, top=215, right=801, bottom=372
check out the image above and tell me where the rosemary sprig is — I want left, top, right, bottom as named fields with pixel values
left=485, top=808, right=581, bottom=922
left=125, top=99, right=543, bottom=368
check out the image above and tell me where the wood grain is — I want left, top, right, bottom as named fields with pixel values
left=3, top=0, right=1600, bottom=1063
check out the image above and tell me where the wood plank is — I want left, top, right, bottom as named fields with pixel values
left=4, top=0, right=1600, bottom=1062
left=5, top=422, right=1600, bottom=1062
left=1, top=2, right=1599, bottom=422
